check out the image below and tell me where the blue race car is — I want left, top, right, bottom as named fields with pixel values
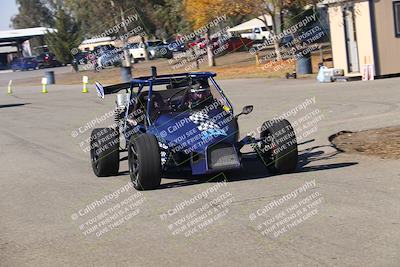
left=90, top=68, right=298, bottom=190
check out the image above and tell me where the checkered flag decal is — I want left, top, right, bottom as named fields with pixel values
left=158, top=141, right=169, bottom=166
left=189, top=111, right=220, bottom=131
left=158, top=141, right=168, bottom=150
left=189, top=111, right=208, bottom=124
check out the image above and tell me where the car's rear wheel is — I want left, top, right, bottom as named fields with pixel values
left=128, top=134, right=161, bottom=190
left=90, top=128, right=120, bottom=177
left=258, top=119, right=298, bottom=174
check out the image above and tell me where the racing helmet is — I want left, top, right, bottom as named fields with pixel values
left=187, top=81, right=211, bottom=107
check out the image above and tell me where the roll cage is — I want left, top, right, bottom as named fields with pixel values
left=101, top=72, right=234, bottom=128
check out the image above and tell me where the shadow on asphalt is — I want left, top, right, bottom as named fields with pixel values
left=110, top=140, right=358, bottom=189
left=297, top=145, right=357, bottom=172
left=156, top=143, right=358, bottom=190
left=0, top=103, right=30, bottom=109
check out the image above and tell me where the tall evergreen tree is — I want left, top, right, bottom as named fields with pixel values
left=45, top=8, right=82, bottom=64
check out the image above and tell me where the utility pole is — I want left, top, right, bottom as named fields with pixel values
left=110, top=0, right=131, bottom=67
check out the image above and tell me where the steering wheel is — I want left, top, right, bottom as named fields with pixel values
left=166, top=88, right=189, bottom=110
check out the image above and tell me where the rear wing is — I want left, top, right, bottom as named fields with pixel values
left=94, top=70, right=216, bottom=98
left=95, top=81, right=130, bottom=98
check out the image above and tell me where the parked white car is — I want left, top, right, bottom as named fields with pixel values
left=240, top=27, right=272, bottom=40
left=128, top=41, right=173, bottom=62
left=128, top=43, right=146, bottom=61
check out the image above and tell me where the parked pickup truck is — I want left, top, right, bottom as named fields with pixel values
left=240, top=26, right=272, bottom=41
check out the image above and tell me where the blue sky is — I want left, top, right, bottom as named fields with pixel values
left=0, top=0, right=18, bottom=30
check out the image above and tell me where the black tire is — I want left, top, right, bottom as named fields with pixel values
left=128, top=134, right=161, bottom=190
left=90, top=128, right=120, bottom=177
left=259, top=119, right=298, bottom=174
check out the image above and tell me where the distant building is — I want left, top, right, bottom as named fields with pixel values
left=324, top=0, right=400, bottom=77
left=0, top=27, right=56, bottom=67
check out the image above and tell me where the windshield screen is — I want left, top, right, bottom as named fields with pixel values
left=130, top=77, right=231, bottom=124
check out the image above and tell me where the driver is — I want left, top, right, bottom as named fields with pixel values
left=183, top=81, right=212, bottom=109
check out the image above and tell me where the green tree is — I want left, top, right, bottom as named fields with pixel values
left=11, top=0, right=54, bottom=28
left=45, top=8, right=82, bottom=64
left=154, top=0, right=191, bottom=38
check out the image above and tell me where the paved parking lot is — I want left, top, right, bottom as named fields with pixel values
left=1, top=77, right=399, bottom=266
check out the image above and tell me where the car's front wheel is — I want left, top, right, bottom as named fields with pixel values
left=128, top=134, right=161, bottom=190
left=258, top=119, right=298, bottom=174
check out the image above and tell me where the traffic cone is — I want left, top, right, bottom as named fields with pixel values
left=7, top=80, right=12, bottom=95
left=82, top=76, right=88, bottom=93
left=42, top=84, right=48, bottom=94
left=41, top=77, right=48, bottom=94
left=82, top=84, right=88, bottom=93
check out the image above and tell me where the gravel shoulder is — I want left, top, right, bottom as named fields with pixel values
left=331, top=127, right=400, bottom=159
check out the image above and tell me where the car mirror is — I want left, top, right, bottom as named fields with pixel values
left=235, top=105, right=253, bottom=118
left=242, top=105, right=253, bottom=115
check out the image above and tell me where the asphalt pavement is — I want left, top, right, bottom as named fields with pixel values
left=0, top=77, right=399, bottom=266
